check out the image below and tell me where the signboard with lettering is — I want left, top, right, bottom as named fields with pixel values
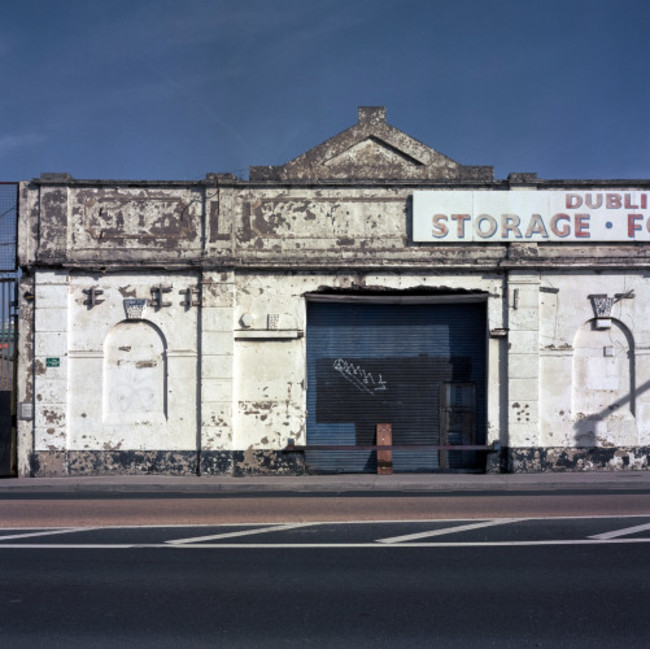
left=45, top=357, right=60, bottom=368
left=412, top=190, right=650, bottom=243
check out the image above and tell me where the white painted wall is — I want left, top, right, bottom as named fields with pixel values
left=56, top=272, right=199, bottom=452
left=538, top=271, right=648, bottom=450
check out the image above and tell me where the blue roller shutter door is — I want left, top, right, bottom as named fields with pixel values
left=305, top=301, right=486, bottom=473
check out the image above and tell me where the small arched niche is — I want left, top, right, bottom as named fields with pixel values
left=103, top=320, right=167, bottom=423
left=572, top=319, right=636, bottom=446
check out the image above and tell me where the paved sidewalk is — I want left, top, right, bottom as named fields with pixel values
left=2, top=471, right=650, bottom=494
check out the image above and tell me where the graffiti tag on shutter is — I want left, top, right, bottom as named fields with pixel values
left=333, top=358, right=387, bottom=395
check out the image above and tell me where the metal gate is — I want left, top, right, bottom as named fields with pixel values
left=305, top=298, right=487, bottom=473
left=0, top=183, right=18, bottom=477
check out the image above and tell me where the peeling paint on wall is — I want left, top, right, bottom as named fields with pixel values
left=16, top=107, right=650, bottom=477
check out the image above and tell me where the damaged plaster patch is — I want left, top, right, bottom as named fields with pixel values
left=118, top=285, right=137, bottom=298
left=507, top=446, right=650, bottom=472
left=232, top=449, right=304, bottom=476
left=65, top=451, right=197, bottom=476
left=337, top=237, right=356, bottom=246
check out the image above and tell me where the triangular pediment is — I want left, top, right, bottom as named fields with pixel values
left=323, top=136, right=424, bottom=170
left=249, top=107, right=493, bottom=182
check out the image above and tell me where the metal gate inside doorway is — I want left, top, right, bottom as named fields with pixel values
left=305, top=298, right=487, bottom=473
left=0, top=183, right=18, bottom=477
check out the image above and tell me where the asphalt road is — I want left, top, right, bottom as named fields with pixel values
left=3, top=478, right=650, bottom=647
left=2, top=517, right=650, bottom=648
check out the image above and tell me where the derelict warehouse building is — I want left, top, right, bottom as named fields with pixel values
left=15, top=106, right=650, bottom=477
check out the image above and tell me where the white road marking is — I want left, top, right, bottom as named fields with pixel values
left=3, top=538, right=650, bottom=549
left=2, top=515, right=650, bottom=549
left=376, top=518, right=521, bottom=544
left=165, top=523, right=309, bottom=545
left=0, top=513, right=647, bottom=532
left=0, top=527, right=100, bottom=541
left=0, top=544, right=137, bottom=549
left=589, top=521, right=650, bottom=540
left=172, top=538, right=650, bottom=549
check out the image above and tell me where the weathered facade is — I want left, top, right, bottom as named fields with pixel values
left=16, top=106, right=650, bottom=476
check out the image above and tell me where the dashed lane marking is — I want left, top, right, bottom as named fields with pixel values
left=589, top=521, right=650, bottom=540
left=165, top=523, right=309, bottom=545
left=3, top=516, right=650, bottom=549
left=376, top=518, right=522, bottom=544
left=0, top=527, right=101, bottom=541
left=4, top=538, right=650, bottom=549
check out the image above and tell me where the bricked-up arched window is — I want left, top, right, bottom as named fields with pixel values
left=103, top=321, right=167, bottom=424
left=572, top=320, right=636, bottom=447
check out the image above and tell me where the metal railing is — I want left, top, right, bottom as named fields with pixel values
left=285, top=440, right=500, bottom=452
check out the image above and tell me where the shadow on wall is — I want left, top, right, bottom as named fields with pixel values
left=572, top=318, right=637, bottom=446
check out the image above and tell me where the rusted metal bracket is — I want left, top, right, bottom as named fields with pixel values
left=179, top=286, right=201, bottom=309
left=82, top=286, right=104, bottom=309
left=149, top=285, right=172, bottom=309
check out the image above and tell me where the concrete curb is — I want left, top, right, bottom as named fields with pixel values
left=3, top=471, right=650, bottom=494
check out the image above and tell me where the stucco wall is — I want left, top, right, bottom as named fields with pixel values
left=16, top=107, right=650, bottom=476
left=533, top=271, right=650, bottom=469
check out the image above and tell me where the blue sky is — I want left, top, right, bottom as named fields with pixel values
left=1, top=0, right=649, bottom=182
